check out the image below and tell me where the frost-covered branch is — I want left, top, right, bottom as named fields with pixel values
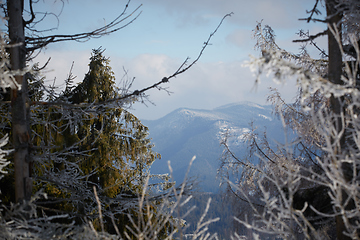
left=225, top=3, right=360, bottom=238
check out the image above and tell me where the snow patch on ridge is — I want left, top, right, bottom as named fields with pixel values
left=216, top=120, right=251, bottom=146
left=180, top=109, right=226, bottom=121
left=258, top=114, right=272, bottom=121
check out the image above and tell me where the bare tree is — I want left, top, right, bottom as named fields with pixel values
left=221, top=1, right=360, bottom=239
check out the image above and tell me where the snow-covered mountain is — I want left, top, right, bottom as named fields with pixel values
left=142, top=101, right=285, bottom=193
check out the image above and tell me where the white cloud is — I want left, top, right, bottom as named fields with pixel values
left=34, top=49, right=298, bottom=120
left=119, top=54, right=298, bottom=119
left=150, top=0, right=318, bottom=29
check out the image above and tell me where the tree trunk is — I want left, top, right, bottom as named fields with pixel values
left=7, top=0, right=32, bottom=203
left=326, top=1, right=353, bottom=239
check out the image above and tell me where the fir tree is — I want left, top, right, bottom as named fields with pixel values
left=32, top=48, right=162, bottom=233
left=63, top=47, right=159, bottom=198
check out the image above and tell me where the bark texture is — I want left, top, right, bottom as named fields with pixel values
left=7, top=0, right=32, bottom=202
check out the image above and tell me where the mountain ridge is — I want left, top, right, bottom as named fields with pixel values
left=142, top=102, right=283, bottom=192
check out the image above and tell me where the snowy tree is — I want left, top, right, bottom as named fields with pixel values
left=221, top=0, right=360, bottom=239
left=0, top=1, right=231, bottom=238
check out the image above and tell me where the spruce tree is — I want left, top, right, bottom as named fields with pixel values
left=32, top=48, right=161, bottom=231
left=64, top=47, right=159, bottom=198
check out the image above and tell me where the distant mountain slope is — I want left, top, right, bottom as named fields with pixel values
left=143, top=101, right=285, bottom=193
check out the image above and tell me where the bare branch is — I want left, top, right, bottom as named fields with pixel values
left=26, top=2, right=142, bottom=52
left=293, top=29, right=328, bottom=43
left=303, top=0, right=322, bottom=23
left=30, top=13, right=233, bottom=109
left=221, top=136, right=261, bottom=172
left=168, top=12, right=233, bottom=78
left=23, top=0, right=35, bottom=25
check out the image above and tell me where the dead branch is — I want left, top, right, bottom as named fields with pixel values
left=23, top=0, right=36, bottom=25
left=25, top=1, right=142, bottom=52
left=304, top=0, right=322, bottom=23
left=31, top=13, right=233, bottom=109
left=293, top=29, right=328, bottom=43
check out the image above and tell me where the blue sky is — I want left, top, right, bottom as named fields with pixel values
left=32, top=0, right=327, bottom=120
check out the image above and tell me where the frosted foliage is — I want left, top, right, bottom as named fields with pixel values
left=0, top=29, right=12, bottom=180
left=0, top=28, right=19, bottom=179
left=0, top=34, right=21, bottom=90
left=0, top=134, right=10, bottom=176
left=124, top=158, right=220, bottom=240
left=236, top=17, right=360, bottom=239
left=0, top=157, right=219, bottom=239
left=340, top=0, right=360, bottom=38
left=245, top=38, right=360, bottom=111
left=244, top=49, right=349, bottom=105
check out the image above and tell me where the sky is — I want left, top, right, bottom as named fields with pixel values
left=31, top=0, right=327, bottom=120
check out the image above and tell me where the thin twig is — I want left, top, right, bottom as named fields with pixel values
left=30, top=13, right=233, bottom=108
left=93, top=186, right=104, bottom=233
left=26, top=2, right=142, bottom=51
left=293, top=29, right=328, bottom=43
left=304, top=0, right=321, bottom=23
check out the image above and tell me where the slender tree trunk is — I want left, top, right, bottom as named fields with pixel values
left=326, top=0, right=344, bottom=151
left=7, top=0, right=32, bottom=202
left=326, top=1, right=353, bottom=239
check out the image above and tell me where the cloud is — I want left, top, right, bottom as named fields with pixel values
left=149, top=0, right=317, bottom=29
left=118, top=54, right=298, bottom=120
left=33, top=48, right=298, bottom=120
left=226, top=29, right=254, bottom=50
